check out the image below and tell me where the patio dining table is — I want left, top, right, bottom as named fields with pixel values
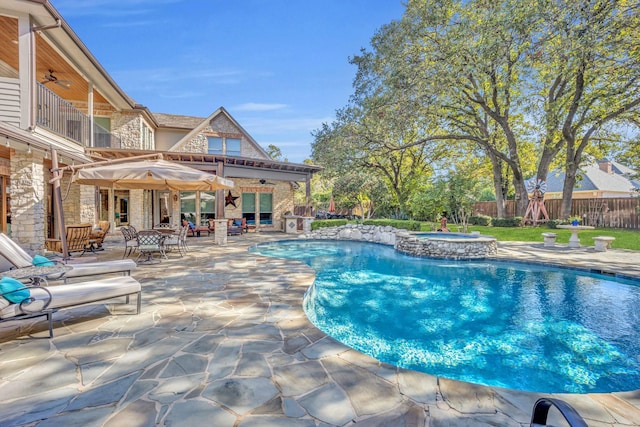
left=154, top=228, right=177, bottom=235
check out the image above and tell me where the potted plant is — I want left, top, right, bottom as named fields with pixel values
left=568, top=215, right=581, bottom=226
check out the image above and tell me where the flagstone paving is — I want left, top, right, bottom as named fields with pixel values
left=1, top=232, right=639, bottom=426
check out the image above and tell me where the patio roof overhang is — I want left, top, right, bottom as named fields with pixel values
left=0, top=122, right=93, bottom=163
left=85, top=148, right=323, bottom=181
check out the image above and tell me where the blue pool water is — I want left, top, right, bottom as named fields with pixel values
left=251, top=240, right=640, bottom=393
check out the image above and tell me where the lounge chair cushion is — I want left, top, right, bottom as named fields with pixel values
left=0, top=234, right=32, bottom=269
left=0, top=277, right=30, bottom=304
left=0, top=276, right=141, bottom=319
left=32, top=255, right=55, bottom=267
left=65, top=259, right=136, bottom=279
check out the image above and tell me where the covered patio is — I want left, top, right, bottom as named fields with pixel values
left=1, top=233, right=639, bottom=426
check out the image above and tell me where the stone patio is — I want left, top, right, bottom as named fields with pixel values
left=1, top=232, right=639, bottom=426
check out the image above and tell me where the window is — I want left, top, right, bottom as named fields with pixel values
left=93, top=117, right=111, bottom=148
left=226, top=138, right=241, bottom=156
left=207, top=137, right=223, bottom=155
left=242, top=193, right=255, bottom=225
left=180, top=192, right=197, bottom=224
left=141, top=122, right=153, bottom=150
left=199, top=192, right=216, bottom=224
left=259, top=193, right=273, bottom=225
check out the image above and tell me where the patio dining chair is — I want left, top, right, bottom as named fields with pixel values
left=135, top=230, right=167, bottom=264
left=154, top=223, right=174, bottom=229
left=178, top=224, right=189, bottom=254
left=121, top=226, right=139, bottom=259
left=163, top=229, right=183, bottom=257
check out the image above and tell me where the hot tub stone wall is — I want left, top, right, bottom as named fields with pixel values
left=303, top=224, right=397, bottom=246
left=395, top=232, right=497, bottom=260
left=303, top=225, right=497, bottom=260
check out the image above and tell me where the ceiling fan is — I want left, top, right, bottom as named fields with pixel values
left=41, top=69, right=72, bottom=89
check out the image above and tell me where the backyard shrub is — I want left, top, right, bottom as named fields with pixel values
left=363, top=219, right=421, bottom=231
left=546, top=220, right=560, bottom=229
left=469, top=215, right=492, bottom=226
left=492, top=217, right=523, bottom=227
left=311, top=219, right=348, bottom=230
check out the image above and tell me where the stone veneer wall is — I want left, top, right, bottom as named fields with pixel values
left=303, top=224, right=498, bottom=260
left=225, top=178, right=294, bottom=231
left=177, top=115, right=265, bottom=158
left=395, top=232, right=497, bottom=259
left=303, top=224, right=397, bottom=246
left=79, top=185, right=96, bottom=224
left=111, top=111, right=144, bottom=149
left=128, top=189, right=145, bottom=230
left=10, top=150, right=45, bottom=253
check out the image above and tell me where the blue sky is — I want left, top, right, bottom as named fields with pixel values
left=53, top=0, right=406, bottom=163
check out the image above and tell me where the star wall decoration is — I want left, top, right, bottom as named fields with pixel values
left=225, top=190, right=239, bottom=207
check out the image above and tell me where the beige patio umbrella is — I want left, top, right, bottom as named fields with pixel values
left=72, top=159, right=234, bottom=191
left=50, top=152, right=233, bottom=259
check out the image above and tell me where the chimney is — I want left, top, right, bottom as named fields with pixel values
left=598, top=160, right=612, bottom=174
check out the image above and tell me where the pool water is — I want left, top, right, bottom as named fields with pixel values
left=251, top=240, right=640, bottom=393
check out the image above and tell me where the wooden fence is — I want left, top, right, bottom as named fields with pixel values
left=473, top=198, right=640, bottom=229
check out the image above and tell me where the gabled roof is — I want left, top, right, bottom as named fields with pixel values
left=152, top=113, right=204, bottom=130
left=165, top=107, right=271, bottom=159
left=544, top=160, right=639, bottom=194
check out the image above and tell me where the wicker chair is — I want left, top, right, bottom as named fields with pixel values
left=45, top=224, right=92, bottom=256
left=89, top=220, right=111, bottom=251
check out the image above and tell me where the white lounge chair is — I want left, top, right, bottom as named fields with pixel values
left=0, top=233, right=136, bottom=282
left=0, top=275, right=141, bottom=338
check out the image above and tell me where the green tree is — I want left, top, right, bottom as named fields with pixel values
left=372, top=0, right=540, bottom=215
left=533, top=1, right=640, bottom=217
left=333, top=170, right=390, bottom=219
left=266, top=144, right=287, bottom=162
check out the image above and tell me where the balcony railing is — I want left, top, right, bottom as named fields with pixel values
left=36, top=82, right=121, bottom=149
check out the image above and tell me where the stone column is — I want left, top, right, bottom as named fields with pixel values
left=129, top=189, right=144, bottom=229
left=10, top=149, right=45, bottom=253
left=302, top=217, right=314, bottom=232
left=79, top=185, right=96, bottom=224
left=214, top=219, right=227, bottom=245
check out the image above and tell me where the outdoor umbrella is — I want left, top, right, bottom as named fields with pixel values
left=73, top=159, right=234, bottom=191
left=329, top=195, right=336, bottom=213
left=50, top=153, right=234, bottom=260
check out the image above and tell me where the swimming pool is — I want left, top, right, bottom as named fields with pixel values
left=251, top=239, right=640, bottom=393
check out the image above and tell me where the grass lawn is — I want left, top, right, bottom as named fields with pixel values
left=420, top=223, right=640, bottom=251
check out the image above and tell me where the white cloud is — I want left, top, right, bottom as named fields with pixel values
left=234, top=103, right=288, bottom=112
left=240, top=116, right=333, bottom=135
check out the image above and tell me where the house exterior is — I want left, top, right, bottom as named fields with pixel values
left=544, top=159, right=639, bottom=199
left=0, top=0, right=320, bottom=254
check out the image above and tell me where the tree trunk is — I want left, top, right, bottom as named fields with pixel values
left=536, top=144, right=560, bottom=183
left=489, top=154, right=507, bottom=217
left=513, top=176, right=529, bottom=216
left=560, top=166, right=576, bottom=219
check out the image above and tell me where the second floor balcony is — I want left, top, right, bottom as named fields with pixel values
left=36, top=82, right=121, bottom=149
